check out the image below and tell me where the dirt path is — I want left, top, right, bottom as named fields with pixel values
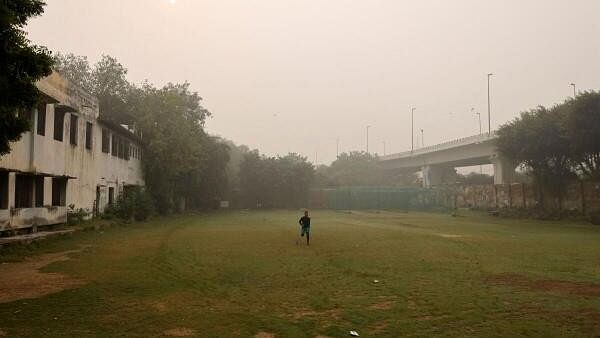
left=0, top=249, right=86, bottom=303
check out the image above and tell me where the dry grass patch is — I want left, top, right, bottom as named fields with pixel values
left=254, top=332, right=276, bottom=338
left=488, top=273, right=600, bottom=297
left=163, top=327, right=195, bottom=336
left=0, top=249, right=85, bottom=303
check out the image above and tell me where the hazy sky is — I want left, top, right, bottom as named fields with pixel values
left=27, top=0, right=600, bottom=165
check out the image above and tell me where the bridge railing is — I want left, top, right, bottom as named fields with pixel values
left=380, top=132, right=497, bottom=161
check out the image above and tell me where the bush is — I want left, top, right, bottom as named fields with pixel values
left=67, top=204, right=90, bottom=225
left=103, top=187, right=154, bottom=222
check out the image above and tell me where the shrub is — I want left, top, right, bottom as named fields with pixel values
left=103, top=187, right=154, bottom=222
left=67, top=204, right=90, bottom=225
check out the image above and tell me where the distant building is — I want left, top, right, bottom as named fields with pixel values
left=0, top=72, right=144, bottom=233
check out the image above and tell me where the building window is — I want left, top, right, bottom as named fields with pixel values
left=35, top=176, right=44, bottom=207
left=54, top=111, right=65, bottom=141
left=0, top=171, right=8, bottom=210
left=85, top=122, right=93, bottom=150
left=111, top=134, right=118, bottom=156
left=70, top=114, right=78, bottom=145
left=108, top=187, right=115, bottom=205
left=15, top=174, right=34, bottom=208
left=52, top=177, right=67, bottom=207
left=37, top=103, right=46, bottom=136
left=102, top=129, right=110, bottom=153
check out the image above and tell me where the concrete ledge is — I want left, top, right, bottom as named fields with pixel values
left=0, top=229, right=75, bottom=247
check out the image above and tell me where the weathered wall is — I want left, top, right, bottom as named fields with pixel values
left=443, top=181, right=600, bottom=215
left=0, top=73, right=144, bottom=232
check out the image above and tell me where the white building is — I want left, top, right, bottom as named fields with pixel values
left=0, top=72, right=144, bottom=233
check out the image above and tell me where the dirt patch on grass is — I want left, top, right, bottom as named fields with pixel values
left=164, top=328, right=195, bottom=336
left=292, top=308, right=342, bottom=321
left=369, top=300, right=394, bottom=310
left=368, top=320, right=389, bottom=334
left=0, top=249, right=85, bottom=303
left=254, top=332, right=276, bottom=338
left=436, top=233, right=464, bottom=238
left=488, top=273, right=600, bottom=297
left=0, top=328, right=6, bottom=336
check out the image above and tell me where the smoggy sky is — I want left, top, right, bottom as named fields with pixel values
left=26, top=0, right=600, bottom=165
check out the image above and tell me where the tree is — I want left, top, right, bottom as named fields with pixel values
left=53, top=53, right=133, bottom=123
left=316, top=151, right=417, bottom=187
left=238, top=151, right=315, bottom=208
left=0, top=0, right=53, bottom=155
left=129, top=82, right=214, bottom=212
left=497, top=106, right=574, bottom=206
left=564, top=91, right=600, bottom=179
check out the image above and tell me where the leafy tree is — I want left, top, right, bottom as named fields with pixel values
left=53, top=53, right=133, bottom=123
left=129, top=82, right=214, bottom=212
left=564, top=91, right=600, bottom=179
left=238, top=151, right=314, bottom=208
left=0, top=0, right=53, bottom=155
left=497, top=106, right=574, bottom=206
left=316, top=151, right=417, bottom=187
left=54, top=53, right=226, bottom=213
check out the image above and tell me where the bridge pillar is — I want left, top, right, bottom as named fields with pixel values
left=422, top=165, right=446, bottom=188
left=491, top=155, right=515, bottom=184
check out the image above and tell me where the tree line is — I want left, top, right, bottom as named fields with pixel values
left=497, top=92, right=600, bottom=205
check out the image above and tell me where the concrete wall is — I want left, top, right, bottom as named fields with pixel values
left=443, top=181, right=600, bottom=215
left=0, top=73, right=144, bottom=232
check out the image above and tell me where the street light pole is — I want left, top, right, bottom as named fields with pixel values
left=487, top=73, right=493, bottom=135
left=366, top=125, right=370, bottom=153
left=420, top=129, right=424, bottom=147
left=570, top=83, right=576, bottom=98
left=473, top=108, right=482, bottom=135
left=411, top=107, right=416, bottom=152
left=336, top=137, right=339, bottom=158
left=383, top=140, right=386, bottom=156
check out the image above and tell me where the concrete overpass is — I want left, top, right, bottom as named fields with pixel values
left=379, top=132, right=515, bottom=187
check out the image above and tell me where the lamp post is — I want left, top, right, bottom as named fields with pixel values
left=336, top=137, right=339, bottom=158
left=487, top=73, right=493, bottom=135
left=411, top=107, right=416, bottom=152
left=473, top=108, right=482, bottom=135
left=366, top=125, right=370, bottom=153
left=383, top=140, right=386, bottom=156
left=570, top=83, right=577, bottom=98
left=420, top=129, right=424, bottom=147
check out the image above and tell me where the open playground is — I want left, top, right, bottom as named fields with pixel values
left=0, top=210, right=599, bottom=337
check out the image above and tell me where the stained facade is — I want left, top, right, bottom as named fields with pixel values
left=0, top=72, right=144, bottom=232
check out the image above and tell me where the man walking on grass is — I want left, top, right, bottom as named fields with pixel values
left=299, top=210, right=311, bottom=246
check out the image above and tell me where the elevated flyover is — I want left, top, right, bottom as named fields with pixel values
left=379, top=133, right=515, bottom=187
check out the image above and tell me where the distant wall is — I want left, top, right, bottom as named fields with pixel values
left=442, top=181, right=600, bottom=214
left=308, top=181, right=600, bottom=214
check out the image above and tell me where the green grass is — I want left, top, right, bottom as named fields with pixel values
left=1, top=210, right=599, bottom=337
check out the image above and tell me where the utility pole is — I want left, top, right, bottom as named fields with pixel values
left=336, top=137, right=339, bottom=158
left=570, top=83, right=577, bottom=98
left=411, top=107, right=416, bottom=153
left=366, top=125, right=370, bottom=153
left=487, top=73, right=493, bottom=135
left=383, top=140, right=386, bottom=156
left=420, top=129, right=424, bottom=147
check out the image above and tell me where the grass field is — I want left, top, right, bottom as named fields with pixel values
left=1, top=210, right=599, bottom=337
